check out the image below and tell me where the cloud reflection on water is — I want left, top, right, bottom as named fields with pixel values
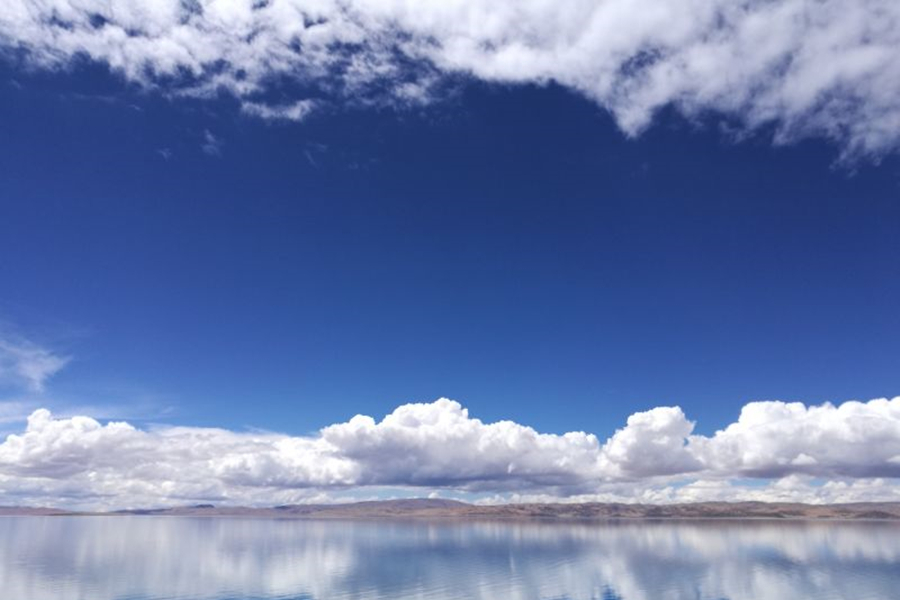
left=1, top=517, right=898, bottom=600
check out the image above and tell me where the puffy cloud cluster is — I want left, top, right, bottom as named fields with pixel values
left=320, top=399, right=605, bottom=490
left=696, top=398, right=900, bottom=478
left=601, top=406, right=701, bottom=478
left=0, top=408, right=355, bottom=507
left=2, top=1, right=900, bottom=158
left=1, top=396, right=899, bottom=508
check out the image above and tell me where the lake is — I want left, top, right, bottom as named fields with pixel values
left=2, top=516, right=898, bottom=600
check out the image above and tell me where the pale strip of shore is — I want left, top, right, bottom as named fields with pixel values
left=3, top=499, right=900, bottom=520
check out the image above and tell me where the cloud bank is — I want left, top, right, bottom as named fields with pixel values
left=2, top=1, right=900, bottom=158
left=1, top=397, right=899, bottom=509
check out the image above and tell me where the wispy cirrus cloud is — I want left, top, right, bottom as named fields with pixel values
left=1, top=2, right=900, bottom=160
left=0, top=336, right=69, bottom=393
left=0, top=330, right=174, bottom=435
left=241, top=99, right=317, bottom=121
left=201, top=129, right=223, bottom=156
left=0, top=401, right=33, bottom=426
left=1, top=396, right=899, bottom=509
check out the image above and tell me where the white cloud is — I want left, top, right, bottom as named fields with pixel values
left=694, top=398, right=900, bottom=478
left=0, top=337, right=69, bottom=393
left=319, top=398, right=604, bottom=490
left=202, top=129, right=223, bottom=155
left=1, top=396, right=899, bottom=509
left=0, top=401, right=35, bottom=425
left=241, top=100, right=316, bottom=121
left=600, top=406, right=701, bottom=478
left=1, top=1, right=899, bottom=158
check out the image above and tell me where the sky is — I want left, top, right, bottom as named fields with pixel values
left=1, top=0, right=900, bottom=509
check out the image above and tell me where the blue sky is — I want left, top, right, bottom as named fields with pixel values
left=1, top=0, right=900, bottom=508
left=3, top=63, right=899, bottom=437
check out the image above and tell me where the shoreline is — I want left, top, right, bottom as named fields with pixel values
left=3, top=499, right=900, bottom=521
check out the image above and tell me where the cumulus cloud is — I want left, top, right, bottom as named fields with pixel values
left=601, top=406, right=701, bottom=478
left=1, top=1, right=899, bottom=158
left=695, top=398, right=900, bottom=478
left=1, top=396, right=899, bottom=509
left=320, top=399, right=604, bottom=490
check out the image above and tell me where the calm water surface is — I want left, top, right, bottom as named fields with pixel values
left=2, top=516, right=898, bottom=600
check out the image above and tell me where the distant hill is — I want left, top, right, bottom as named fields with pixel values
left=3, top=499, right=900, bottom=520
left=0, top=506, right=75, bottom=516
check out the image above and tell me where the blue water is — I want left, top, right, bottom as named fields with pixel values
left=1, top=516, right=898, bottom=600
